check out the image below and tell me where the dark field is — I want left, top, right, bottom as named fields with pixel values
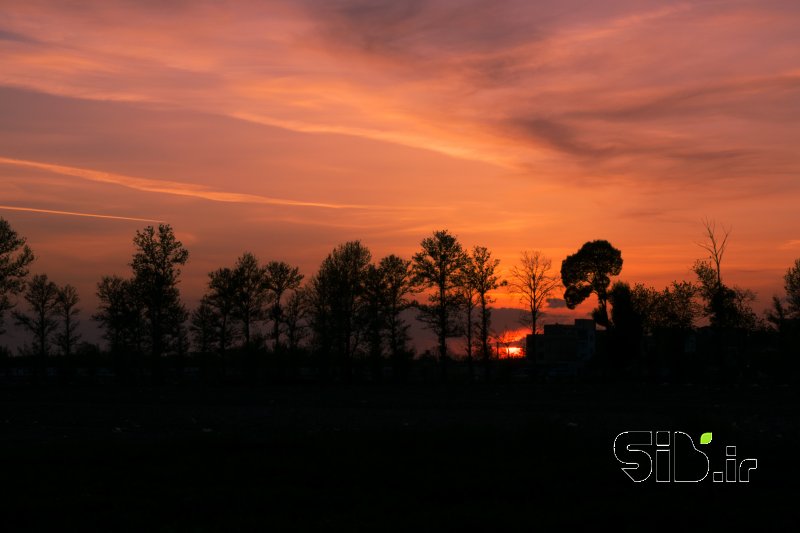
left=1, top=382, right=797, bottom=531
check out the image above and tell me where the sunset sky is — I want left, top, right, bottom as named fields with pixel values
left=2, top=0, right=799, bottom=346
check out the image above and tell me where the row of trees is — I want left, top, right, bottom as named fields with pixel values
left=2, top=216, right=800, bottom=381
left=0, top=220, right=562, bottom=375
left=0, top=219, right=80, bottom=368
left=189, top=232, right=511, bottom=378
left=102, top=228, right=563, bottom=378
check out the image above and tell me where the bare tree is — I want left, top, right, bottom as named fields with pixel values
left=509, top=251, right=560, bottom=359
left=693, top=220, right=757, bottom=330
left=696, top=218, right=730, bottom=289
left=14, top=274, right=59, bottom=363
left=55, top=284, right=80, bottom=357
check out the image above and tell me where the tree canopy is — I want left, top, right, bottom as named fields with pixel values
left=560, top=240, right=622, bottom=327
left=412, top=230, right=468, bottom=363
left=0, top=217, right=35, bottom=335
left=131, top=224, right=189, bottom=358
left=785, top=259, right=800, bottom=318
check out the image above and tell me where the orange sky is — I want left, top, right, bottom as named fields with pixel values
left=1, top=0, right=799, bottom=345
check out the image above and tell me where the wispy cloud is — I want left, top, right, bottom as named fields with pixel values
left=1, top=0, right=799, bottom=314
left=2, top=0, right=800, bottom=183
left=0, top=204, right=163, bottom=223
left=0, top=156, right=369, bottom=210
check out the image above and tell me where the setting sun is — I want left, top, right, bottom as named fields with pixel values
left=499, top=346, right=524, bottom=359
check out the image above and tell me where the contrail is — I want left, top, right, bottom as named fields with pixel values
left=0, top=205, right=164, bottom=223
left=0, top=156, right=365, bottom=209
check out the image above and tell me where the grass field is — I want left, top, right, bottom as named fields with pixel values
left=1, top=382, right=796, bottom=530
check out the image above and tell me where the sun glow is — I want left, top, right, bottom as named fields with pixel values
left=498, top=346, right=524, bottom=359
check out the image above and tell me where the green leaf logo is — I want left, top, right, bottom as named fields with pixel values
left=700, top=432, right=713, bottom=445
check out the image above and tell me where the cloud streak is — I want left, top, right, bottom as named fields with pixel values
left=0, top=204, right=163, bottom=223
left=0, top=156, right=370, bottom=210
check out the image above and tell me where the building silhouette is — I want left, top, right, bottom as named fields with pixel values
left=526, top=319, right=596, bottom=375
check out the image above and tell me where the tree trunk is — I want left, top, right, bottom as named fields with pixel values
left=438, top=281, right=447, bottom=381
left=272, top=295, right=282, bottom=354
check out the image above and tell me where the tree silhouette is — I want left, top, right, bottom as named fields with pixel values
left=641, top=281, right=701, bottom=377
left=412, top=230, right=468, bottom=370
left=509, top=251, right=560, bottom=360
left=13, top=274, right=59, bottom=372
left=94, top=276, right=145, bottom=358
left=608, top=281, right=644, bottom=364
left=560, top=240, right=622, bottom=328
left=131, top=224, right=189, bottom=358
left=765, top=291, right=797, bottom=367
left=190, top=296, right=218, bottom=355
left=174, top=321, right=190, bottom=360
left=232, top=252, right=269, bottom=349
left=454, top=255, right=478, bottom=363
left=602, top=280, right=703, bottom=375
left=766, top=295, right=788, bottom=332
left=0, top=217, right=35, bottom=336
left=784, top=258, right=800, bottom=318
left=346, top=254, right=416, bottom=380
left=492, top=329, right=515, bottom=359
left=55, top=284, right=80, bottom=358
left=634, top=281, right=700, bottom=333
left=310, top=241, right=371, bottom=370
left=363, top=263, right=388, bottom=376
left=697, top=219, right=728, bottom=289
left=378, top=255, right=413, bottom=374
left=283, top=287, right=310, bottom=354
left=264, top=261, right=304, bottom=353
left=693, top=220, right=732, bottom=327
left=207, top=267, right=238, bottom=354
left=693, top=221, right=757, bottom=330
left=469, top=246, right=504, bottom=362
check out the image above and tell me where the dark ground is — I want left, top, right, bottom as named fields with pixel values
left=1, top=382, right=797, bottom=531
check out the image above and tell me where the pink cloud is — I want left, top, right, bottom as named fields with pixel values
left=0, top=0, right=798, bottom=323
